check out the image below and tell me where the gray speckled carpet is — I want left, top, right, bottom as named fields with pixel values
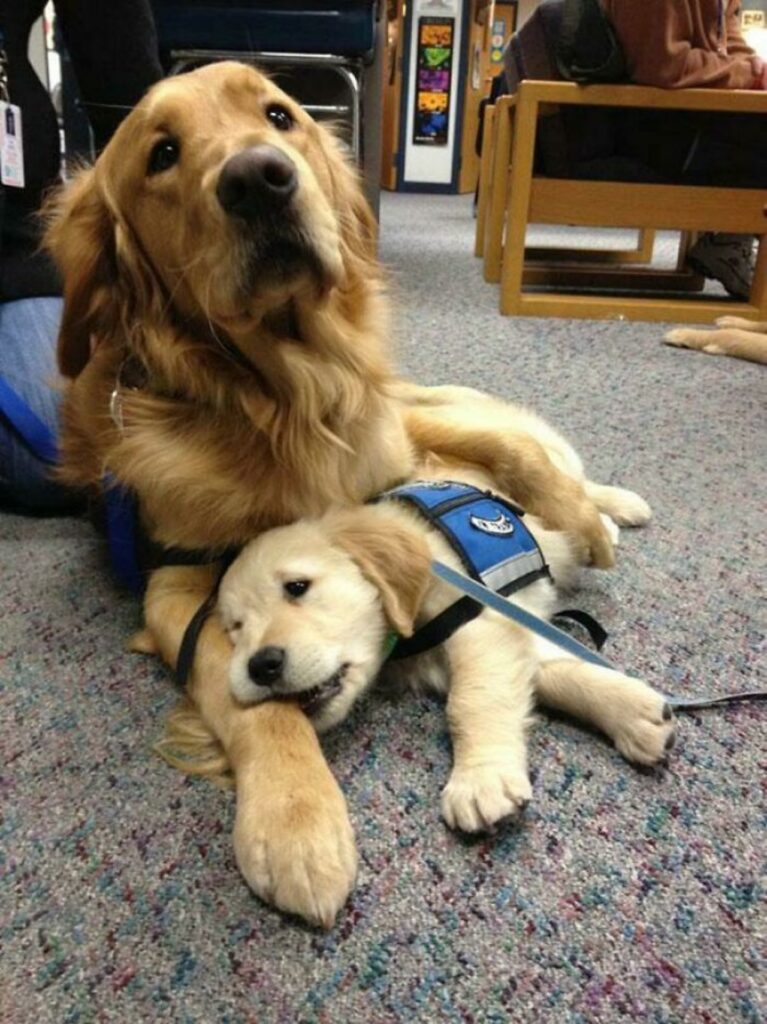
left=2, top=194, right=765, bottom=1024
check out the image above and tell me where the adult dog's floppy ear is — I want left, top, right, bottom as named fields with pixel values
left=329, top=138, right=379, bottom=267
left=43, top=167, right=118, bottom=378
left=329, top=506, right=432, bottom=637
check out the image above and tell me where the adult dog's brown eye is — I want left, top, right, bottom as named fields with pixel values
left=266, top=104, right=294, bottom=131
left=148, top=138, right=180, bottom=175
left=284, top=579, right=310, bottom=599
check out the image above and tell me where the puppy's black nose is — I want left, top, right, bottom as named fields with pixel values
left=216, top=145, right=297, bottom=220
left=248, top=646, right=286, bottom=686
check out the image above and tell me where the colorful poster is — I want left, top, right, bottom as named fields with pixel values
left=413, top=16, right=454, bottom=146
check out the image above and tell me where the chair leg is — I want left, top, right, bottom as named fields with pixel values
left=751, top=235, right=767, bottom=317
left=474, top=105, right=496, bottom=258
left=676, top=230, right=698, bottom=271
left=635, top=228, right=655, bottom=264
left=483, top=99, right=513, bottom=283
left=499, top=98, right=537, bottom=315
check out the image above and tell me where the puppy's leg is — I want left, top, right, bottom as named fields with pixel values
left=145, top=566, right=357, bottom=929
left=404, top=408, right=615, bottom=569
left=535, top=657, right=676, bottom=766
left=664, top=327, right=767, bottom=365
left=441, top=619, right=535, bottom=833
left=585, top=481, right=652, bottom=527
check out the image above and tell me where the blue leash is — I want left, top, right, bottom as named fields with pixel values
left=0, top=374, right=59, bottom=465
left=432, top=560, right=767, bottom=711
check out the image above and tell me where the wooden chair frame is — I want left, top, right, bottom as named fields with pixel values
left=478, top=82, right=767, bottom=322
left=475, top=100, right=657, bottom=272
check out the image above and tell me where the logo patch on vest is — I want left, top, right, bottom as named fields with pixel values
left=470, top=511, right=516, bottom=536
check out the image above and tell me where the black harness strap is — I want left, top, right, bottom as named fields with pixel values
left=175, top=588, right=219, bottom=691
left=390, top=595, right=481, bottom=661
left=551, top=608, right=608, bottom=652
left=390, top=567, right=554, bottom=661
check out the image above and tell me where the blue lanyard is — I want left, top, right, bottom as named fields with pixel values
left=432, top=560, right=767, bottom=711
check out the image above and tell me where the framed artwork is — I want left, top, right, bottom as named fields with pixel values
left=413, top=16, right=455, bottom=146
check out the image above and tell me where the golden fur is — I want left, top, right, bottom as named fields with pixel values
left=665, top=317, right=767, bottom=365
left=44, top=62, right=627, bottom=927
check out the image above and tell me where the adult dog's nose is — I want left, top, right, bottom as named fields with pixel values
left=216, top=145, right=297, bottom=220
left=247, top=645, right=286, bottom=686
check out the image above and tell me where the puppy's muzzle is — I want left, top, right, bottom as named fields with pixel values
left=216, top=145, right=297, bottom=222
left=247, top=645, right=286, bottom=686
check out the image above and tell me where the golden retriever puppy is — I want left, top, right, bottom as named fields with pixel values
left=218, top=467, right=674, bottom=835
left=664, top=317, right=767, bottom=365
left=44, top=61, right=621, bottom=927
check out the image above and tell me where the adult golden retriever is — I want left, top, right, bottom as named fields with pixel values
left=45, top=62, right=630, bottom=928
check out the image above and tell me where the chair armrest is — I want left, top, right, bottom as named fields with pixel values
left=493, top=94, right=518, bottom=112
left=517, top=80, right=767, bottom=115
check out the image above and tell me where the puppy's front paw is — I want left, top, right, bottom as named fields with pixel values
left=605, top=679, right=677, bottom=766
left=234, top=770, right=357, bottom=929
left=441, top=764, right=532, bottom=833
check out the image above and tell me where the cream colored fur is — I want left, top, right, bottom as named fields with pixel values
left=219, top=460, right=674, bottom=836
left=665, top=317, right=767, bottom=366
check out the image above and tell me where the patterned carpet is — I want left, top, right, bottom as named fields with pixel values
left=1, top=194, right=765, bottom=1023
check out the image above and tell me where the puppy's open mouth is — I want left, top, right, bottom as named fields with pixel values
left=277, top=664, right=348, bottom=715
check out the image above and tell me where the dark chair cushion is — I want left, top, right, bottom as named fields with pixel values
left=151, top=2, right=377, bottom=60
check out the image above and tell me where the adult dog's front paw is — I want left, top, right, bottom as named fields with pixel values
left=441, top=764, right=532, bottom=833
left=233, top=769, right=357, bottom=929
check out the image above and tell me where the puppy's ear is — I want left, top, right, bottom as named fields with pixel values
left=330, top=507, right=432, bottom=637
left=43, top=167, right=119, bottom=378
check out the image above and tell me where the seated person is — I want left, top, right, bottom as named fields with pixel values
left=0, top=0, right=162, bottom=512
left=602, top=0, right=767, bottom=298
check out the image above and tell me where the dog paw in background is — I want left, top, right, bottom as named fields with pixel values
left=664, top=319, right=767, bottom=366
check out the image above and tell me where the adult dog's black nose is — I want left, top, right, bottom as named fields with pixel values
left=248, top=646, right=286, bottom=686
left=216, top=145, right=297, bottom=220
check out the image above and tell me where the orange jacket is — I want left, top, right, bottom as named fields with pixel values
left=602, top=0, right=759, bottom=88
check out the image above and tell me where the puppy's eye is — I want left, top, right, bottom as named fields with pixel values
left=148, top=138, right=180, bottom=175
left=230, top=621, right=242, bottom=632
left=266, top=104, right=294, bottom=131
left=284, top=579, right=311, bottom=599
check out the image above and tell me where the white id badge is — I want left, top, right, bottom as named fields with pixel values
left=1, top=101, right=25, bottom=188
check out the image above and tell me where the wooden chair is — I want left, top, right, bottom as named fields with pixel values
left=475, top=97, right=660, bottom=279
left=477, top=82, right=767, bottom=323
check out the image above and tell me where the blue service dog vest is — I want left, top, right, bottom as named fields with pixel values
left=380, top=481, right=551, bottom=596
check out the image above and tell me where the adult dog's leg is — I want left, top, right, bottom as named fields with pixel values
left=535, top=657, right=676, bottom=766
left=144, top=566, right=357, bottom=928
left=441, top=619, right=535, bottom=832
left=664, top=327, right=767, bottom=365
left=404, top=407, right=615, bottom=568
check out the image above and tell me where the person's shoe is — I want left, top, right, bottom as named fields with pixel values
left=686, top=232, right=755, bottom=300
